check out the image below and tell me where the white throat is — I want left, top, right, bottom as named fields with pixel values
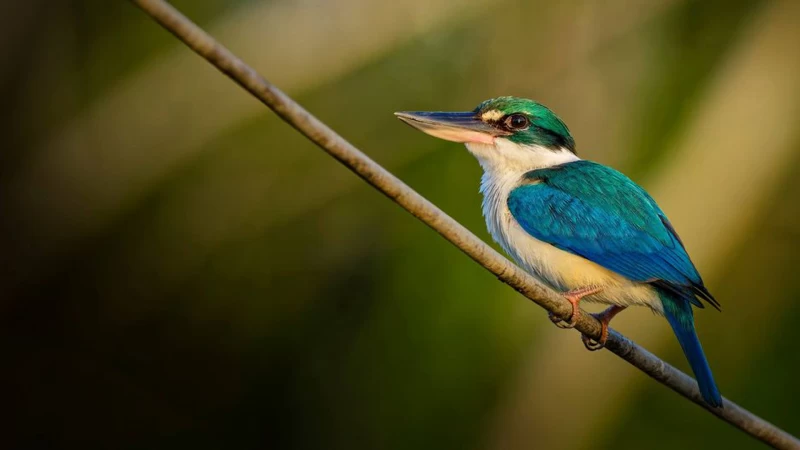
left=465, top=140, right=579, bottom=209
left=465, top=140, right=579, bottom=175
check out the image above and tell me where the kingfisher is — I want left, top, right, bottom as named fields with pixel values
left=395, top=96, right=722, bottom=407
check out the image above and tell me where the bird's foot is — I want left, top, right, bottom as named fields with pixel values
left=548, top=286, right=603, bottom=329
left=581, top=305, right=627, bottom=351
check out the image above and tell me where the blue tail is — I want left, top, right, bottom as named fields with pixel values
left=660, top=290, right=722, bottom=408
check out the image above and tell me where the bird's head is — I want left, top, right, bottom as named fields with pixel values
left=395, top=96, right=576, bottom=171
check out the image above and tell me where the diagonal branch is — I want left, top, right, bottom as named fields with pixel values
left=129, top=1, right=799, bottom=448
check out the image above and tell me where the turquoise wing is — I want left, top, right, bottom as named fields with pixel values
left=507, top=160, right=718, bottom=309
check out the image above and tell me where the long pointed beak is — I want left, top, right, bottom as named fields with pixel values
left=394, top=111, right=508, bottom=144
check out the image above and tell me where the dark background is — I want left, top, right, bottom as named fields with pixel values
left=2, top=0, right=799, bottom=448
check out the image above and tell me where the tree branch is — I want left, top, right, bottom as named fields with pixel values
left=129, top=1, right=799, bottom=448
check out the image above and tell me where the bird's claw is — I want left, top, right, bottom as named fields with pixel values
left=581, top=333, right=606, bottom=351
left=548, top=310, right=578, bottom=329
left=548, top=286, right=600, bottom=330
left=579, top=306, right=625, bottom=351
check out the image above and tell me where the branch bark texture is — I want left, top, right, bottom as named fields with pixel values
left=129, top=1, right=799, bottom=448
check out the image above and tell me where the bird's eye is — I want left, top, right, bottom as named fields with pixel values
left=504, top=114, right=530, bottom=130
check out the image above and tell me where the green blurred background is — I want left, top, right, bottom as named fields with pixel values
left=2, top=0, right=799, bottom=448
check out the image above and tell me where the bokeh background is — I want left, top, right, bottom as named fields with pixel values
left=2, top=0, right=800, bottom=448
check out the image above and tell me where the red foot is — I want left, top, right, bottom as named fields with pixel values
left=548, top=286, right=603, bottom=329
left=581, top=305, right=627, bottom=351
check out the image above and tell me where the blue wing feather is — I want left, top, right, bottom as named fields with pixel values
left=508, top=161, right=722, bottom=405
left=507, top=160, right=718, bottom=309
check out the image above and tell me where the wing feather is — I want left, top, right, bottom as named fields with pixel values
left=507, top=161, right=718, bottom=310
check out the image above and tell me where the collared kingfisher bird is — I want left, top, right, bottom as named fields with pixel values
left=395, top=97, right=722, bottom=407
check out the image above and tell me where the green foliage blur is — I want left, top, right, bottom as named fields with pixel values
left=2, top=0, right=799, bottom=449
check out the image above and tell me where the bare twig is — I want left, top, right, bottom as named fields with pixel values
left=129, top=1, right=800, bottom=448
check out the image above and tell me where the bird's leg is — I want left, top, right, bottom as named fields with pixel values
left=548, top=286, right=603, bottom=329
left=581, top=305, right=627, bottom=351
